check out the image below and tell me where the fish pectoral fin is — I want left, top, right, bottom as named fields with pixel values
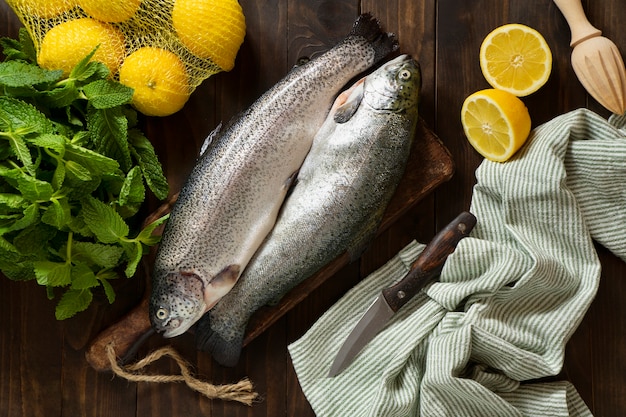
left=205, top=264, right=241, bottom=309
left=199, top=121, right=223, bottom=157
left=333, top=81, right=364, bottom=124
left=210, top=264, right=241, bottom=286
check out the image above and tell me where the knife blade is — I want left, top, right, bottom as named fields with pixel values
left=328, top=211, right=477, bottom=377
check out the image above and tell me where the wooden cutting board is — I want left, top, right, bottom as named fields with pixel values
left=85, top=118, right=453, bottom=370
left=242, top=118, right=454, bottom=345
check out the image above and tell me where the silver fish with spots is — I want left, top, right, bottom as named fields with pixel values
left=195, top=54, right=422, bottom=366
left=149, top=14, right=398, bottom=337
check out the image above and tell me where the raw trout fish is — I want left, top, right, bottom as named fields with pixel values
left=150, top=14, right=398, bottom=338
left=196, top=54, right=422, bottom=366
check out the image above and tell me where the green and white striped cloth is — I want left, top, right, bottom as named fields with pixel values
left=289, top=109, right=626, bottom=416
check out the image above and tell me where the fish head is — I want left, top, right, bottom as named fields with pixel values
left=149, top=264, right=242, bottom=338
left=149, top=271, right=207, bottom=338
left=364, top=54, right=421, bottom=112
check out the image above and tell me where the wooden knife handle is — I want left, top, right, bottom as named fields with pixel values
left=382, top=211, right=476, bottom=312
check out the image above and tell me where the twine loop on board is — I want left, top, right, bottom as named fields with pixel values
left=105, top=343, right=259, bottom=406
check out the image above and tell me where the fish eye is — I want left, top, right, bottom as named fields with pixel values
left=398, top=69, right=412, bottom=81
left=156, top=307, right=169, bottom=320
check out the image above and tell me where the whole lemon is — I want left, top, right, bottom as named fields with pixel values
left=38, top=18, right=125, bottom=77
left=9, top=0, right=77, bottom=19
left=78, top=0, right=142, bottom=23
left=119, top=47, right=190, bottom=117
left=172, top=0, right=246, bottom=71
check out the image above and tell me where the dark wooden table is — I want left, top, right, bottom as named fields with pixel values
left=2, top=0, right=625, bottom=416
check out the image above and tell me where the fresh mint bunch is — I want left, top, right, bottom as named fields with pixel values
left=0, top=29, right=169, bottom=320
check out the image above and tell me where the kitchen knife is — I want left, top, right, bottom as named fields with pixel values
left=328, top=211, right=476, bottom=377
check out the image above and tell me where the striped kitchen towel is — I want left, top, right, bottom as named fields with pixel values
left=289, top=108, right=626, bottom=417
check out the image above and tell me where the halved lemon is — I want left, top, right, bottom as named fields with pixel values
left=480, top=23, right=552, bottom=97
left=461, top=89, right=531, bottom=162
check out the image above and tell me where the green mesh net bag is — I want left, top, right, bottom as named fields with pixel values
left=5, top=0, right=246, bottom=116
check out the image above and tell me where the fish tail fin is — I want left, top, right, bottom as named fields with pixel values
left=195, top=313, right=245, bottom=367
left=349, top=13, right=398, bottom=63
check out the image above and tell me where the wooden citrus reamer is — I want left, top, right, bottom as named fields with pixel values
left=553, top=0, right=626, bottom=115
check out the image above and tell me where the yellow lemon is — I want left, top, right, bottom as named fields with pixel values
left=461, top=89, right=531, bottom=162
left=119, top=47, right=190, bottom=117
left=479, top=23, right=552, bottom=97
left=172, top=0, right=246, bottom=71
left=78, top=0, right=142, bottom=23
left=9, top=0, right=77, bottom=19
left=38, top=18, right=125, bottom=77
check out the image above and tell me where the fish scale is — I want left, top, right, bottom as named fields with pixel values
left=196, top=54, right=422, bottom=367
left=149, top=14, right=398, bottom=338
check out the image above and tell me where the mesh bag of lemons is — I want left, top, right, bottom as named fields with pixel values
left=6, top=0, right=246, bottom=116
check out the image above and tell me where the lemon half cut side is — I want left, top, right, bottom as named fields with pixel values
left=480, top=23, right=552, bottom=97
left=461, top=89, right=531, bottom=162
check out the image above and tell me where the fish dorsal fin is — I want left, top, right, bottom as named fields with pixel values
left=334, top=81, right=364, bottom=124
left=199, top=121, right=222, bottom=157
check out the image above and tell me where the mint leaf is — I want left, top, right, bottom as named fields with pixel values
left=119, top=165, right=145, bottom=207
left=6, top=203, right=39, bottom=232
left=0, top=193, right=27, bottom=209
left=0, top=260, right=33, bottom=281
left=129, top=129, right=169, bottom=199
left=18, top=28, right=37, bottom=63
left=26, top=133, right=66, bottom=155
left=1, top=29, right=36, bottom=62
left=0, top=36, right=27, bottom=61
left=41, top=81, right=80, bottom=109
left=41, top=198, right=71, bottom=229
left=136, top=213, right=168, bottom=246
left=70, top=262, right=99, bottom=290
left=65, top=160, right=92, bottom=182
left=0, top=235, right=18, bottom=253
left=83, top=79, right=133, bottom=109
left=0, top=165, right=24, bottom=180
left=121, top=240, right=143, bottom=278
left=13, top=223, right=57, bottom=254
left=81, top=196, right=129, bottom=243
left=98, top=276, right=116, bottom=303
left=0, top=61, right=63, bottom=87
left=69, top=47, right=106, bottom=82
left=49, top=158, right=66, bottom=190
left=55, top=288, right=93, bottom=320
left=0, top=96, right=54, bottom=134
left=64, top=141, right=120, bottom=175
left=72, top=240, right=123, bottom=269
left=87, top=107, right=132, bottom=172
left=16, top=175, right=54, bottom=202
left=3, top=132, right=33, bottom=175
left=33, top=260, right=72, bottom=286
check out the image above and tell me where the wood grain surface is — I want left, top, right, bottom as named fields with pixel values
left=1, top=0, right=625, bottom=416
